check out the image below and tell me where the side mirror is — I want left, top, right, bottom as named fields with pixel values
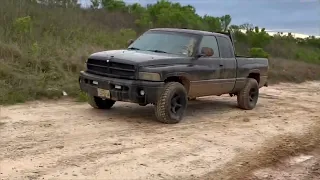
left=127, top=39, right=134, bottom=46
left=200, top=47, right=214, bottom=57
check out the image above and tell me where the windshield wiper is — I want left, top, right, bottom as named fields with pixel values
left=146, top=49, right=168, bottom=53
left=127, top=47, right=140, bottom=50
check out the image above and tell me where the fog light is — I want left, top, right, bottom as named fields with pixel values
left=140, top=90, right=145, bottom=96
left=115, top=85, right=122, bottom=89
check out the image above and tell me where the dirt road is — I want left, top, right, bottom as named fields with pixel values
left=1, top=81, right=319, bottom=180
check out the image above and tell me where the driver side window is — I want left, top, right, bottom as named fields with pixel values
left=199, top=36, right=220, bottom=57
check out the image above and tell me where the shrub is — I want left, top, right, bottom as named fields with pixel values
left=249, top=48, right=269, bottom=58
left=13, top=16, right=32, bottom=34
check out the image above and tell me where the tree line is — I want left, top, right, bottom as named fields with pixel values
left=23, top=0, right=320, bottom=62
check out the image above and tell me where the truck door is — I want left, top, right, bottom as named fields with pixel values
left=188, top=35, right=225, bottom=97
left=216, top=36, right=237, bottom=93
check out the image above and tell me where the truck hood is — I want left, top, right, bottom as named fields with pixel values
left=89, top=49, right=189, bottom=66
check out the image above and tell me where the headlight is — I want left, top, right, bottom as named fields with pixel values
left=84, top=59, right=89, bottom=71
left=139, top=72, right=161, bottom=81
left=84, top=62, right=87, bottom=71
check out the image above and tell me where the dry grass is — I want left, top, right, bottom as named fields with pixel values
left=0, top=42, right=22, bottom=59
left=196, top=120, right=320, bottom=180
left=0, top=0, right=138, bottom=104
left=268, top=58, right=320, bottom=84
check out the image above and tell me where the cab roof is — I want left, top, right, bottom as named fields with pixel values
left=149, top=28, right=230, bottom=38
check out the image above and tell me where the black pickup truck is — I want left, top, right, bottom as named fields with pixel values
left=79, top=28, right=268, bottom=124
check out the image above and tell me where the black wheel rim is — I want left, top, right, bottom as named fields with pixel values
left=170, top=93, right=184, bottom=115
left=249, top=88, right=258, bottom=102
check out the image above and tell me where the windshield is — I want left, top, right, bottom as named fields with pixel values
left=128, top=31, right=199, bottom=57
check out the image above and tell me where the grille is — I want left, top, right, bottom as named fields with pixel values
left=86, top=58, right=136, bottom=79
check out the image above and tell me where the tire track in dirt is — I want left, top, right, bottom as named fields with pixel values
left=194, top=119, right=320, bottom=180
left=0, top=81, right=319, bottom=180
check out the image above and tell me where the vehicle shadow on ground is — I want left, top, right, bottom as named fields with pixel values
left=84, top=97, right=240, bottom=124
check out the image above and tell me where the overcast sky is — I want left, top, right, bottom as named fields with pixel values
left=80, top=0, right=320, bottom=36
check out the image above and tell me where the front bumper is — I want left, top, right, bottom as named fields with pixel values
left=79, top=71, right=164, bottom=104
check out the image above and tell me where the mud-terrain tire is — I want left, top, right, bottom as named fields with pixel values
left=155, top=82, right=188, bottom=124
left=88, top=95, right=115, bottom=109
left=237, top=78, right=259, bottom=110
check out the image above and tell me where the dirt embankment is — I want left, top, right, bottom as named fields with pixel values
left=0, top=81, right=319, bottom=180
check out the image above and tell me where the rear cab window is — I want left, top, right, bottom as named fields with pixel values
left=216, top=36, right=235, bottom=58
left=198, top=35, right=220, bottom=57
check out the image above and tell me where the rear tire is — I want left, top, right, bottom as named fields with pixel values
left=237, top=78, right=259, bottom=110
left=154, top=82, right=188, bottom=124
left=88, top=95, right=115, bottom=109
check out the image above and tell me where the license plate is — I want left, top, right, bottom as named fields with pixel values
left=97, top=88, right=110, bottom=98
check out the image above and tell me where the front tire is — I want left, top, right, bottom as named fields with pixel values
left=88, top=95, right=115, bottom=109
left=237, top=78, right=259, bottom=110
left=154, top=82, right=188, bottom=124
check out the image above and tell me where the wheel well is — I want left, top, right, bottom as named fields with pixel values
left=164, top=76, right=190, bottom=92
left=248, top=73, right=260, bottom=84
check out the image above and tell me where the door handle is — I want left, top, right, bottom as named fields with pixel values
left=219, top=64, right=223, bottom=67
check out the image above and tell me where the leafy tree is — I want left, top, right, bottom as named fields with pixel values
left=202, top=15, right=222, bottom=32
left=246, top=27, right=271, bottom=48
left=220, top=15, right=232, bottom=31
left=135, top=0, right=205, bottom=30
left=101, top=0, right=127, bottom=11
left=37, top=0, right=79, bottom=8
left=305, top=36, right=320, bottom=48
left=90, top=0, right=101, bottom=9
left=127, top=3, right=145, bottom=15
left=239, top=23, right=254, bottom=31
left=229, top=25, right=240, bottom=31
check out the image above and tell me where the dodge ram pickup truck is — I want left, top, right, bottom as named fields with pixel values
left=79, top=28, right=269, bottom=124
